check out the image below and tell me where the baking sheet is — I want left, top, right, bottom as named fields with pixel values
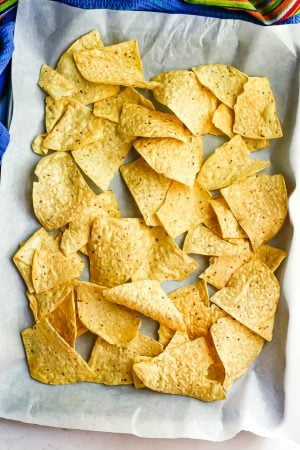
left=0, top=0, right=300, bottom=441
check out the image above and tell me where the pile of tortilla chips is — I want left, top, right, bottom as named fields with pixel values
left=13, top=30, right=288, bottom=403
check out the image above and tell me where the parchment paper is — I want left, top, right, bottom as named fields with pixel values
left=0, top=0, right=300, bottom=441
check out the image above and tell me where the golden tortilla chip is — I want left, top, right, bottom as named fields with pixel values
left=30, top=282, right=74, bottom=318
left=89, top=332, right=162, bottom=385
left=202, top=215, right=223, bottom=238
left=131, top=226, right=199, bottom=282
left=21, top=319, right=94, bottom=384
left=221, top=174, right=288, bottom=250
left=13, top=228, right=48, bottom=293
left=233, top=77, right=283, bottom=139
left=133, top=134, right=203, bottom=187
left=38, top=64, right=76, bottom=101
left=165, top=331, right=190, bottom=351
left=102, top=280, right=186, bottom=331
left=192, top=64, right=248, bottom=108
left=152, top=70, right=218, bottom=135
left=32, top=134, right=48, bottom=155
left=211, top=259, right=280, bottom=341
left=61, top=190, right=120, bottom=255
left=251, top=244, right=287, bottom=271
left=169, top=281, right=226, bottom=338
left=45, top=96, right=71, bottom=133
left=198, top=135, right=270, bottom=190
left=43, top=102, right=103, bottom=151
left=210, top=197, right=247, bottom=239
left=32, top=233, right=84, bottom=294
left=211, top=316, right=264, bottom=390
left=72, top=119, right=133, bottom=191
left=94, top=86, right=154, bottom=122
left=33, top=152, right=91, bottom=231
left=26, top=292, right=39, bottom=321
left=120, top=158, right=172, bottom=226
left=56, top=30, right=119, bottom=105
left=156, top=181, right=213, bottom=238
left=74, top=40, right=158, bottom=90
left=183, top=224, right=248, bottom=256
left=76, top=315, right=88, bottom=337
left=47, top=290, right=77, bottom=348
left=158, top=324, right=175, bottom=348
left=75, top=281, right=141, bottom=346
left=119, top=103, right=190, bottom=143
left=133, top=337, right=225, bottom=401
left=212, top=103, right=269, bottom=152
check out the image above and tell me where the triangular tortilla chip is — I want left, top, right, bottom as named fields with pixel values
left=32, top=133, right=48, bottom=155
left=45, top=96, right=71, bottom=133
left=56, top=30, right=119, bottom=104
left=133, top=337, right=225, bottom=401
left=61, top=190, right=121, bottom=255
left=74, top=40, right=158, bottom=90
left=72, top=119, right=133, bottom=191
left=102, top=280, right=186, bottom=331
left=221, top=174, right=288, bottom=250
left=75, top=281, right=141, bottom=346
left=251, top=244, right=287, bottom=271
left=33, top=153, right=91, bottom=231
left=198, top=135, right=270, bottom=190
left=152, top=70, right=218, bottom=135
left=210, top=197, right=247, bottom=239
left=94, top=86, right=154, bottom=122
left=88, top=333, right=162, bottom=385
left=192, top=64, right=248, bottom=108
left=47, top=290, right=77, bottom=348
left=183, top=224, right=248, bottom=256
left=210, top=260, right=280, bottom=341
left=32, top=233, right=84, bottom=294
left=120, top=158, right=172, bottom=226
left=156, top=181, right=213, bottom=238
left=29, top=282, right=74, bottom=317
left=21, top=319, right=94, bottom=384
left=38, top=64, right=76, bottom=101
left=211, top=316, right=264, bottom=390
left=43, top=102, right=103, bottom=151
left=119, top=103, right=190, bottom=143
left=233, top=77, right=282, bottom=139
left=133, top=134, right=203, bottom=187
left=158, top=324, right=175, bottom=348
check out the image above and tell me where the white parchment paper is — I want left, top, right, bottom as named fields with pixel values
left=0, top=0, right=300, bottom=441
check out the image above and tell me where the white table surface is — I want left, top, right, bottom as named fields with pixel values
left=1, top=419, right=300, bottom=450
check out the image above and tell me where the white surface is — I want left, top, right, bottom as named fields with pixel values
left=0, top=0, right=300, bottom=443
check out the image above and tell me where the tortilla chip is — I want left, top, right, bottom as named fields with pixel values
left=210, top=197, right=247, bottom=239
left=211, top=316, right=264, bottom=390
left=33, top=152, right=91, bottom=231
left=183, top=224, right=248, bottom=256
left=32, top=134, right=49, bottom=155
left=202, top=215, right=223, bottom=238
left=89, top=332, right=162, bottom=385
left=192, top=64, right=248, bottom=108
left=211, top=260, right=280, bottom=341
left=200, top=253, right=251, bottom=289
left=152, top=70, right=218, bottom=135
left=32, top=233, right=84, bottom=294
left=94, top=86, right=154, bottom=122
left=169, top=281, right=226, bottom=338
left=119, top=103, right=190, bottom=143
left=158, top=324, right=175, bottom=348
left=133, top=337, right=225, bottom=401
left=221, top=174, right=288, bottom=250
left=56, top=30, right=119, bottom=105
left=43, top=102, right=103, bottom=151
left=198, top=135, right=270, bottom=190
left=133, top=134, right=203, bottom=187
left=156, top=181, right=213, bottom=238
left=212, top=103, right=269, bottom=152
left=47, top=290, right=77, bottom=348
left=120, top=158, right=172, bottom=226
left=102, top=280, right=186, bottom=331
left=26, top=292, right=39, bottom=321
left=61, top=190, right=121, bottom=255
left=251, top=244, right=287, bottom=272
left=72, top=119, right=133, bottom=191
left=45, top=96, right=70, bottom=133
left=21, top=319, right=94, bottom=384
left=74, top=40, right=158, bottom=90
left=31, top=282, right=74, bottom=318
left=165, top=331, right=190, bottom=351
left=75, top=281, right=141, bottom=346
left=38, top=64, right=76, bottom=101
left=76, top=315, right=88, bottom=337
left=234, top=77, right=282, bottom=139
left=13, top=228, right=48, bottom=292
left=131, top=226, right=199, bottom=282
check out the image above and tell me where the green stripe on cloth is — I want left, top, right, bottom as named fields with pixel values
left=0, top=0, right=17, bottom=13
left=260, top=0, right=285, bottom=14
